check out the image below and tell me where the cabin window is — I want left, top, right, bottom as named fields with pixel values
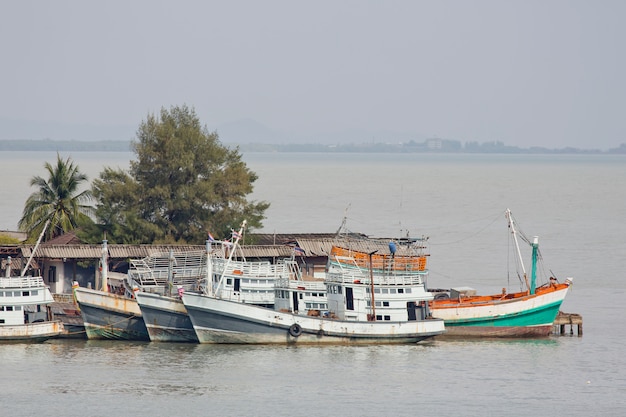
left=299, top=293, right=303, bottom=299
left=23, top=291, right=30, bottom=296
left=405, top=288, right=412, bottom=294
left=398, top=288, right=404, bottom=294
left=383, top=301, right=390, bottom=307
left=381, top=288, right=389, bottom=294
left=374, top=288, right=380, bottom=294
left=31, top=290, right=38, bottom=296
left=6, top=306, right=13, bottom=311
left=376, top=315, right=382, bottom=321
left=15, top=306, right=21, bottom=311
left=384, top=315, right=390, bottom=321
left=389, top=288, right=397, bottom=294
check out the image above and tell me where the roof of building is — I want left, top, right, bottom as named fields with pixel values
left=0, top=233, right=428, bottom=261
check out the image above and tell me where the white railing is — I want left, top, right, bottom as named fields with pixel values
left=0, top=276, right=45, bottom=289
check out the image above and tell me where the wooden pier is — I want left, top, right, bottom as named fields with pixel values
left=553, top=311, right=583, bottom=336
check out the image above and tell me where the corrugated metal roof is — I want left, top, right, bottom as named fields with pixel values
left=1, top=235, right=427, bottom=261
left=107, top=245, right=206, bottom=259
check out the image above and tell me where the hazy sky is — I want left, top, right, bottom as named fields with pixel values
left=1, top=1, right=624, bottom=149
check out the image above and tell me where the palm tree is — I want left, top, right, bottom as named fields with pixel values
left=18, top=154, right=94, bottom=242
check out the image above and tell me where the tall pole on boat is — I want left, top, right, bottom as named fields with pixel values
left=101, top=239, right=108, bottom=292
left=506, top=209, right=530, bottom=293
left=21, top=219, right=50, bottom=277
left=530, top=236, right=538, bottom=295
left=167, top=249, right=175, bottom=297
left=368, top=250, right=377, bottom=321
left=216, top=220, right=246, bottom=297
left=205, top=239, right=213, bottom=296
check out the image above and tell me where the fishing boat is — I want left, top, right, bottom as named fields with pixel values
left=429, top=209, right=573, bottom=337
left=74, top=240, right=208, bottom=341
left=131, top=246, right=211, bottom=343
left=136, top=222, right=298, bottom=342
left=1, top=257, right=63, bottom=342
left=182, top=236, right=445, bottom=344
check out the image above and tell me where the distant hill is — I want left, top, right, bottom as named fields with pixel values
left=0, top=117, right=427, bottom=146
left=0, top=117, right=136, bottom=142
left=1, top=117, right=623, bottom=153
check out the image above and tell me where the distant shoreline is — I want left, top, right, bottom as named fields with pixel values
left=0, top=139, right=624, bottom=154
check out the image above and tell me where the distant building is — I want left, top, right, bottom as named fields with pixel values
left=426, top=138, right=443, bottom=150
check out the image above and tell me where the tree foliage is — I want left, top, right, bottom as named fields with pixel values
left=19, top=154, right=94, bottom=242
left=82, top=105, right=269, bottom=244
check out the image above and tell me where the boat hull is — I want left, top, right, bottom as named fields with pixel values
left=183, top=292, right=444, bottom=345
left=0, top=321, right=64, bottom=343
left=135, top=292, right=198, bottom=343
left=431, top=285, right=569, bottom=338
left=74, top=287, right=149, bottom=341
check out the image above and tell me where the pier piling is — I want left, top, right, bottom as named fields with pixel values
left=553, top=311, right=583, bottom=336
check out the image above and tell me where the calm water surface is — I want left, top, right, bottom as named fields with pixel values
left=1, top=151, right=625, bottom=416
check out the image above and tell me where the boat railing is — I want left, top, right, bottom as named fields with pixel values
left=325, top=260, right=425, bottom=285
left=0, top=275, right=46, bottom=289
left=129, top=266, right=207, bottom=286
left=132, top=251, right=207, bottom=270
left=212, top=258, right=291, bottom=279
left=128, top=250, right=208, bottom=288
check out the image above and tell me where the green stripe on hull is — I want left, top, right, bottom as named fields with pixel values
left=443, top=300, right=563, bottom=328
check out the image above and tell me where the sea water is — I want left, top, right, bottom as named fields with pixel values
left=0, top=151, right=625, bottom=416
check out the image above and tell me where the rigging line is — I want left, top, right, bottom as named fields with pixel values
left=430, top=210, right=504, bottom=246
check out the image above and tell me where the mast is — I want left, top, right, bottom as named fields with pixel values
left=205, top=239, right=213, bottom=296
left=367, top=250, right=377, bottom=321
left=101, top=239, right=108, bottom=292
left=21, top=219, right=50, bottom=277
left=215, top=220, right=246, bottom=297
left=167, top=249, right=175, bottom=297
left=506, top=209, right=530, bottom=293
left=530, top=236, right=539, bottom=295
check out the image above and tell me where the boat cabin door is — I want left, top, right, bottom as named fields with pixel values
left=234, top=278, right=240, bottom=292
left=407, top=301, right=422, bottom=321
left=292, top=291, right=299, bottom=313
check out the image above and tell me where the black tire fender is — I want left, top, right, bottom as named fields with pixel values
left=288, top=323, right=302, bottom=337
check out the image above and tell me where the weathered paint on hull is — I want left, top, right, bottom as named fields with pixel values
left=436, top=324, right=553, bottom=338
left=431, top=285, right=569, bottom=337
left=0, top=321, right=64, bottom=343
left=183, top=292, right=444, bottom=345
left=135, top=293, right=198, bottom=343
left=74, top=287, right=149, bottom=341
left=79, top=303, right=149, bottom=340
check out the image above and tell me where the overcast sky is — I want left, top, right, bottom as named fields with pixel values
left=1, top=1, right=624, bottom=149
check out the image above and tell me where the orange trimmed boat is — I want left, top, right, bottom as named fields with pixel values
left=429, top=209, right=572, bottom=337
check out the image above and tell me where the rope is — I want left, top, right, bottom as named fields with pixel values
left=430, top=210, right=504, bottom=246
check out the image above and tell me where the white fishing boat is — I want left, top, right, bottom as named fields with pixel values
left=135, top=222, right=296, bottom=342
left=1, top=257, right=63, bottom=343
left=182, top=235, right=445, bottom=344
left=74, top=240, right=207, bottom=341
